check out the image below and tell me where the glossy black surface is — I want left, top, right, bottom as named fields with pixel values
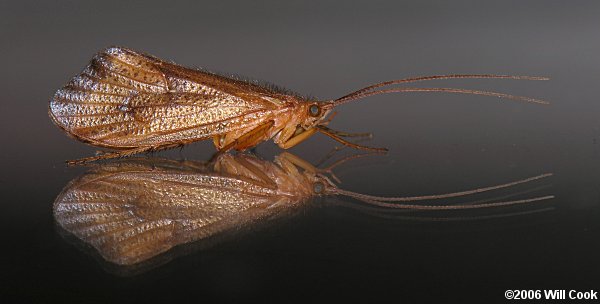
left=2, top=1, right=599, bottom=302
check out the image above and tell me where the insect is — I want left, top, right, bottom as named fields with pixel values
left=49, top=47, right=549, bottom=164
left=54, top=152, right=553, bottom=265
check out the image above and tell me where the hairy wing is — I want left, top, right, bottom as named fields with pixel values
left=49, top=47, right=284, bottom=148
left=53, top=162, right=296, bottom=265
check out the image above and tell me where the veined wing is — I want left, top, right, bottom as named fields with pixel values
left=49, top=47, right=287, bottom=148
left=53, top=160, right=300, bottom=265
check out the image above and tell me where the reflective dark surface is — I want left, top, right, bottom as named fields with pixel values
left=2, top=1, right=599, bottom=302
left=52, top=153, right=555, bottom=273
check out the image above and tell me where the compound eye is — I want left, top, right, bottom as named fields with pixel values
left=312, top=181, right=325, bottom=194
left=309, top=104, right=320, bottom=117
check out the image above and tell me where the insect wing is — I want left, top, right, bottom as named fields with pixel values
left=49, top=47, right=281, bottom=148
left=53, top=160, right=296, bottom=265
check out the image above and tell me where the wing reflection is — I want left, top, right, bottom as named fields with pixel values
left=54, top=152, right=554, bottom=272
left=53, top=153, right=320, bottom=268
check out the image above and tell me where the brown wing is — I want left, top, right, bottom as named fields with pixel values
left=53, top=159, right=299, bottom=265
left=49, top=47, right=286, bottom=148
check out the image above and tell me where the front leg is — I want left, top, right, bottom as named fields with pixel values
left=278, top=127, right=318, bottom=149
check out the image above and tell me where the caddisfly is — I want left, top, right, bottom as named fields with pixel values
left=48, top=47, right=549, bottom=164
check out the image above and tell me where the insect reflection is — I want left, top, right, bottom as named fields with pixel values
left=54, top=152, right=553, bottom=268
left=48, top=47, right=549, bottom=164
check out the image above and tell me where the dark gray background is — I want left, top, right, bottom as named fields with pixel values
left=1, top=1, right=599, bottom=302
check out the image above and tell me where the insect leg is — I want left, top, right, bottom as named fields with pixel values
left=220, top=120, right=275, bottom=152
left=277, top=152, right=343, bottom=184
left=232, top=156, right=278, bottom=189
left=277, top=152, right=320, bottom=173
left=67, top=143, right=187, bottom=165
left=212, top=154, right=278, bottom=189
left=66, top=146, right=154, bottom=165
left=279, top=128, right=318, bottom=149
left=326, top=130, right=372, bottom=138
left=316, top=126, right=387, bottom=152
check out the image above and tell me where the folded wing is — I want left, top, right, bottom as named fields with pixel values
left=49, top=47, right=279, bottom=148
left=53, top=161, right=294, bottom=265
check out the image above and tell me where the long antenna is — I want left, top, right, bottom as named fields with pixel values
left=333, top=173, right=552, bottom=202
left=333, top=87, right=549, bottom=106
left=332, top=74, right=549, bottom=106
left=335, top=74, right=548, bottom=102
left=338, top=193, right=554, bottom=210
